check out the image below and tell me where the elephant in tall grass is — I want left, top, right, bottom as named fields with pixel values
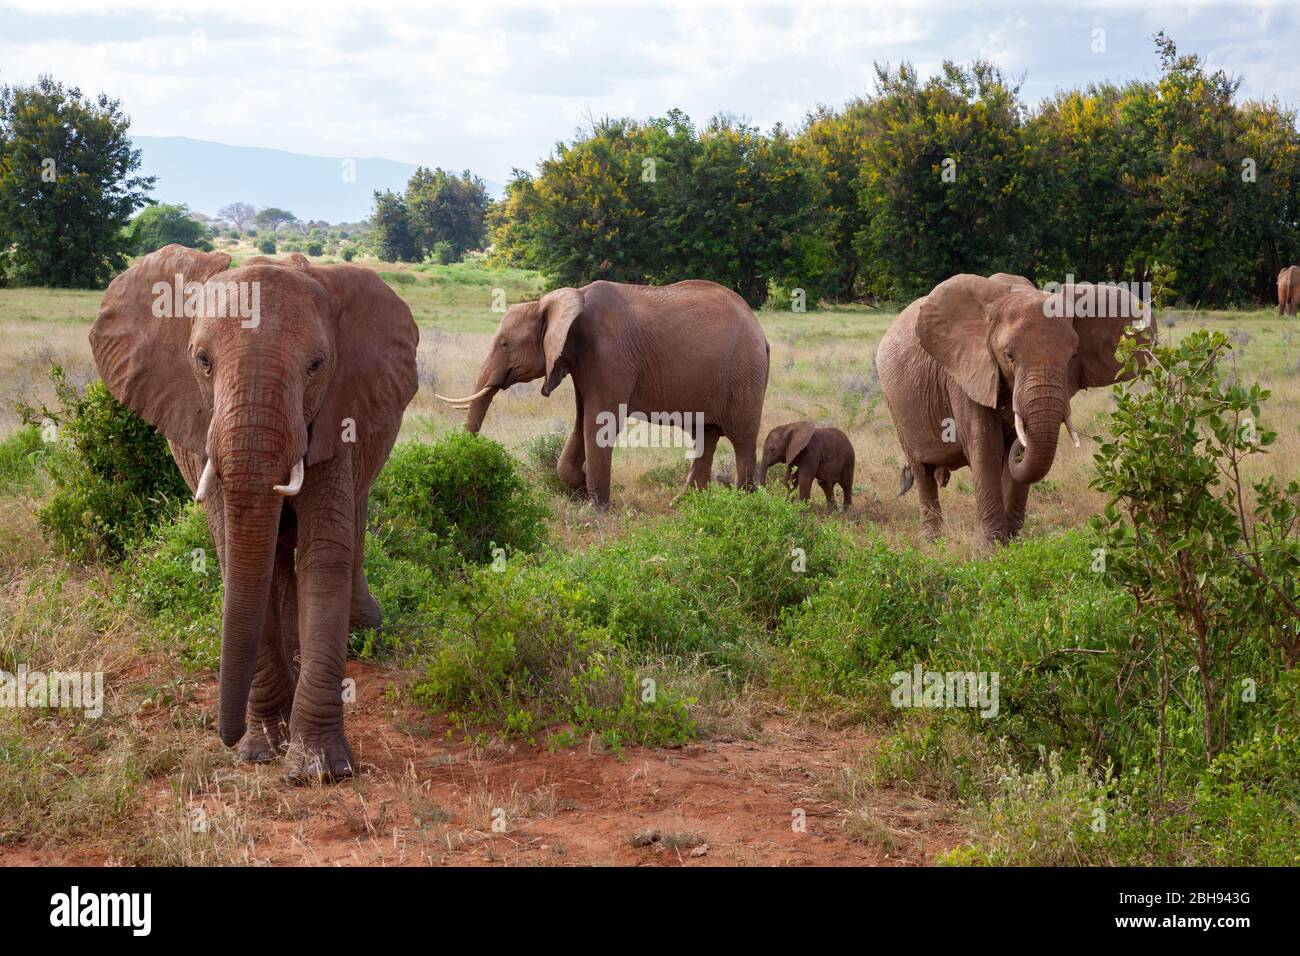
left=877, top=273, right=1147, bottom=543
left=1278, top=265, right=1300, bottom=315
left=90, top=245, right=418, bottom=782
left=437, top=280, right=769, bottom=505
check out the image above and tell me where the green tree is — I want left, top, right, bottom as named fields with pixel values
left=123, top=203, right=210, bottom=255
left=405, top=166, right=489, bottom=261
left=855, top=60, right=1034, bottom=301
left=0, top=75, right=154, bottom=287
left=370, top=189, right=417, bottom=262
left=253, top=206, right=297, bottom=231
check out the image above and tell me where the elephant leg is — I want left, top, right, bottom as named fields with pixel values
left=348, top=492, right=381, bottom=632
left=557, top=390, right=587, bottom=492
left=841, top=466, right=854, bottom=512
left=914, top=465, right=942, bottom=539
left=582, top=404, right=616, bottom=507
left=239, top=542, right=298, bottom=763
left=732, top=432, right=759, bottom=491
left=819, top=478, right=836, bottom=512
left=796, top=467, right=814, bottom=502
left=1002, top=458, right=1031, bottom=540
left=967, top=418, right=1010, bottom=543
left=685, top=425, right=722, bottom=490
left=285, top=465, right=358, bottom=784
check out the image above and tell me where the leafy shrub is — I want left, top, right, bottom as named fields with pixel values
left=21, top=368, right=187, bottom=560
left=0, top=426, right=52, bottom=492
left=119, top=504, right=222, bottom=669
left=431, top=240, right=457, bottom=265
left=1091, top=329, right=1299, bottom=772
left=777, top=535, right=947, bottom=718
left=410, top=566, right=695, bottom=749
left=369, top=434, right=548, bottom=567
left=341, top=247, right=356, bottom=262
left=523, top=430, right=566, bottom=472
left=305, top=241, right=324, bottom=256
left=257, top=238, right=276, bottom=254
left=560, top=488, right=844, bottom=673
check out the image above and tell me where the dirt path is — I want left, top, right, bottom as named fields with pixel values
left=7, top=662, right=966, bottom=866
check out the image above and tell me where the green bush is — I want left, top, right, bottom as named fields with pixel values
left=0, top=426, right=52, bottom=492
left=369, top=434, right=548, bottom=567
left=305, top=241, right=324, bottom=256
left=118, top=504, right=222, bottom=669
left=777, top=535, right=947, bottom=718
left=431, top=240, right=457, bottom=265
left=341, top=247, right=356, bottom=262
left=257, top=238, right=276, bottom=255
left=560, top=488, right=844, bottom=673
left=20, top=368, right=188, bottom=560
left=410, top=566, right=695, bottom=749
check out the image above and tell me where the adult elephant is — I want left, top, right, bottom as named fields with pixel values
left=1278, top=265, right=1300, bottom=315
left=438, top=280, right=769, bottom=505
left=90, top=245, right=418, bottom=782
left=877, top=273, right=1146, bottom=543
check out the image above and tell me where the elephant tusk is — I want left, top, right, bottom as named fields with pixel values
left=1064, top=413, right=1082, bottom=448
left=1014, top=412, right=1029, bottom=450
left=274, top=459, right=305, bottom=496
left=195, top=458, right=218, bottom=503
left=435, top=385, right=495, bottom=407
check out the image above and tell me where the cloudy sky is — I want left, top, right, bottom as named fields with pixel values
left=1, top=0, right=1297, bottom=183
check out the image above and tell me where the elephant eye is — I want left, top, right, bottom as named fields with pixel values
left=499, top=340, right=509, bottom=350
left=307, top=356, right=325, bottom=376
left=195, top=348, right=212, bottom=376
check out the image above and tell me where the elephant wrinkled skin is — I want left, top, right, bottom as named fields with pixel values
left=876, top=272, right=1147, bottom=543
left=90, top=244, right=418, bottom=783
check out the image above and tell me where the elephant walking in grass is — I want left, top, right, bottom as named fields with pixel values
left=91, top=245, right=418, bottom=782
left=876, top=273, right=1147, bottom=543
left=758, top=421, right=855, bottom=512
left=1278, top=265, right=1300, bottom=315
left=438, top=280, right=769, bottom=505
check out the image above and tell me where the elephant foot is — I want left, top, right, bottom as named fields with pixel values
left=349, top=593, right=382, bottom=632
left=237, top=718, right=288, bottom=764
left=284, top=734, right=357, bottom=785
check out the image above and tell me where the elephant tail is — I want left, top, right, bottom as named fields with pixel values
left=898, top=464, right=914, bottom=497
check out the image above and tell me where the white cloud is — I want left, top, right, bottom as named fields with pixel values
left=1, top=0, right=1298, bottom=182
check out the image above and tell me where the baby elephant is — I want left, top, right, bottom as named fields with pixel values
left=760, top=421, right=855, bottom=512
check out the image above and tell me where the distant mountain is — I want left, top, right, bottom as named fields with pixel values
left=131, top=136, right=502, bottom=224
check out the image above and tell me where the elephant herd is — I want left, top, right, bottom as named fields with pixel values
left=89, top=246, right=1149, bottom=781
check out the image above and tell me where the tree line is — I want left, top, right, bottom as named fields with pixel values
left=4, top=35, right=1300, bottom=306
left=490, top=34, right=1300, bottom=308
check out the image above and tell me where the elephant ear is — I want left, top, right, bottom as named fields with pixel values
left=917, top=274, right=1023, bottom=409
left=298, top=260, right=420, bottom=465
left=988, top=273, right=1036, bottom=291
left=1066, top=282, right=1151, bottom=389
left=538, top=288, right=584, bottom=397
left=783, top=421, right=816, bottom=462
left=89, top=243, right=233, bottom=455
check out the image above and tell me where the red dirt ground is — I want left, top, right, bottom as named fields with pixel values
left=4, top=661, right=967, bottom=867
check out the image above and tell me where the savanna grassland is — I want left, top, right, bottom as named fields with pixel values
left=1, top=255, right=1297, bottom=866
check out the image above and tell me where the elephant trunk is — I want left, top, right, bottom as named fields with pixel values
left=465, top=385, right=499, bottom=434
left=1008, top=375, right=1068, bottom=486
left=758, top=454, right=774, bottom=486
left=212, top=416, right=302, bottom=748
